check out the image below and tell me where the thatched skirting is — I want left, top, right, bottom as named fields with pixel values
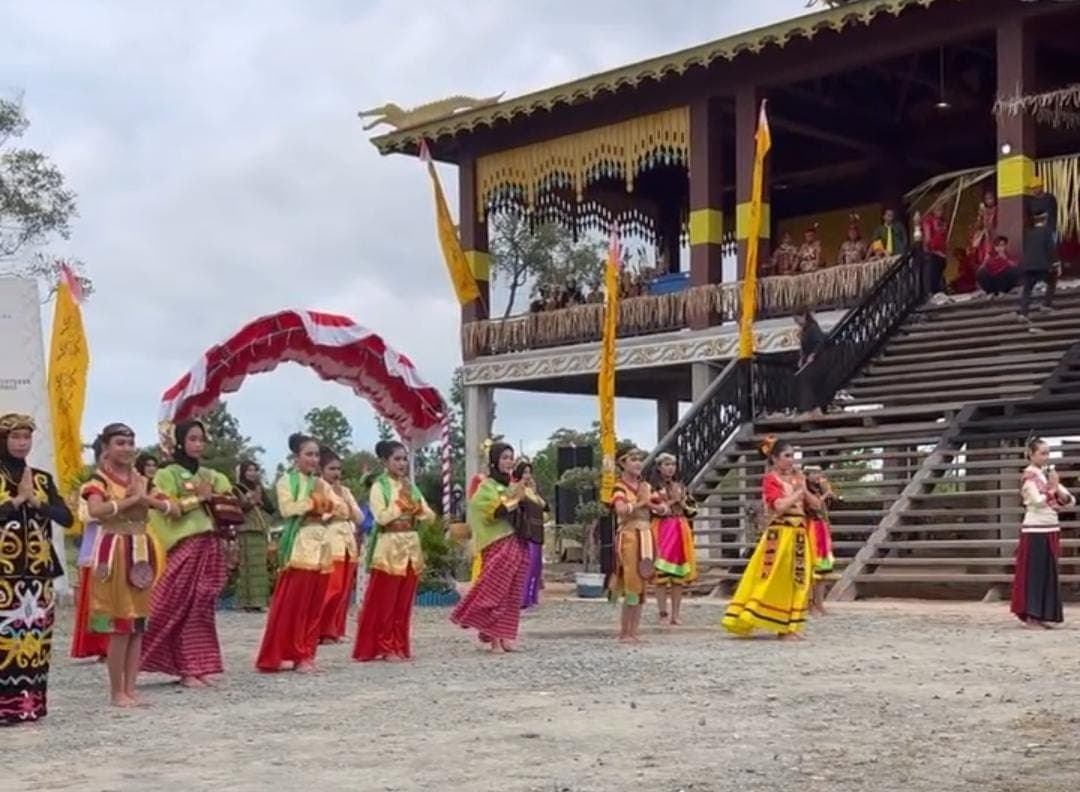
left=463, top=257, right=895, bottom=357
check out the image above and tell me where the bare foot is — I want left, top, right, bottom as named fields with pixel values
left=96, top=656, right=107, bottom=664
left=179, top=676, right=206, bottom=688
left=670, top=617, right=683, bottom=626
left=778, top=632, right=806, bottom=641
left=489, top=641, right=506, bottom=654
left=385, top=654, right=406, bottom=663
left=110, top=693, right=137, bottom=708
left=811, top=604, right=826, bottom=617
left=499, top=640, right=519, bottom=653
left=196, top=675, right=217, bottom=687
left=1039, top=621, right=1056, bottom=630
left=658, top=616, right=670, bottom=625
left=295, top=661, right=317, bottom=674
left=125, top=693, right=152, bottom=708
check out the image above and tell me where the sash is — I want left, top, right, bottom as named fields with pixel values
left=276, top=471, right=311, bottom=567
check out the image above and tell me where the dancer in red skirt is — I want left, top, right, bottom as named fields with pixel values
left=451, top=442, right=531, bottom=653
left=317, top=447, right=361, bottom=644
left=70, top=439, right=109, bottom=662
left=141, top=420, right=233, bottom=688
left=1011, top=438, right=1076, bottom=628
left=256, top=433, right=338, bottom=672
left=353, top=441, right=435, bottom=662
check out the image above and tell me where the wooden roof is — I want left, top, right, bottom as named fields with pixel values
left=370, top=0, right=948, bottom=155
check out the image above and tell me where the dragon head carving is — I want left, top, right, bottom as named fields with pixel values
left=357, top=103, right=404, bottom=131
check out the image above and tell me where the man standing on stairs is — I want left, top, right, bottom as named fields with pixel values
left=795, top=309, right=826, bottom=416
left=1018, top=212, right=1058, bottom=327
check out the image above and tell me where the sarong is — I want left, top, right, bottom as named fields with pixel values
left=653, top=516, right=697, bottom=586
left=722, top=519, right=812, bottom=636
left=0, top=578, right=54, bottom=725
left=1010, top=530, right=1063, bottom=624
left=352, top=566, right=419, bottom=661
left=319, top=558, right=358, bottom=641
left=521, top=542, right=542, bottom=609
left=141, top=533, right=227, bottom=678
left=71, top=566, right=108, bottom=659
left=451, top=534, right=530, bottom=642
left=255, top=568, right=329, bottom=671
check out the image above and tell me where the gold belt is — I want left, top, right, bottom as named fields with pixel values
left=383, top=521, right=416, bottom=533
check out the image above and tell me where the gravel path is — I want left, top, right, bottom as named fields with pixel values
left=9, top=599, right=1080, bottom=792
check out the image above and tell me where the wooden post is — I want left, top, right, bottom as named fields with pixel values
left=996, top=17, right=1036, bottom=261
left=458, top=152, right=491, bottom=342
left=688, top=97, right=724, bottom=328
left=735, top=85, right=770, bottom=280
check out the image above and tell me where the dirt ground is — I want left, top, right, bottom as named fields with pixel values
left=8, top=597, right=1080, bottom=792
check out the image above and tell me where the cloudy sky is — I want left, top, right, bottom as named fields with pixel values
left=5, top=0, right=811, bottom=465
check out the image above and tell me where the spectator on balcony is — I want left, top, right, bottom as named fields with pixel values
left=976, top=235, right=1018, bottom=297
left=921, top=204, right=949, bottom=295
left=794, top=308, right=826, bottom=417
left=769, top=232, right=799, bottom=277
left=837, top=215, right=868, bottom=267
left=870, top=208, right=908, bottom=258
left=1019, top=212, right=1059, bottom=322
left=797, top=225, right=823, bottom=273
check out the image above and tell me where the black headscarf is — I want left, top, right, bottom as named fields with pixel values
left=0, top=413, right=35, bottom=480
left=172, top=420, right=205, bottom=475
left=487, top=441, right=514, bottom=486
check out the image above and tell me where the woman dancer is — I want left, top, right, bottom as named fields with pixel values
left=0, top=413, right=73, bottom=725
left=233, top=460, right=275, bottom=612
left=609, top=443, right=656, bottom=643
left=256, top=434, right=338, bottom=672
left=805, top=467, right=836, bottom=616
left=650, top=452, right=697, bottom=626
left=722, top=437, right=818, bottom=640
left=135, top=453, right=159, bottom=486
left=141, top=420, right=233, bottom=688
left=1011, top=438, right=1076, bottom=628
left=511, top=460, right=547, bottom=610
left=353, top=441, right=434, bottom=662
left=451, top=443, right=531, bottom=652
left=318, top=447, right=361, bottom=644
left=71, top=438, right=109, bottom=662
left=81, top=423, right=168, bottom=707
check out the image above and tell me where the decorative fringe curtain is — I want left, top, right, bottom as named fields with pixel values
left=1036, top=155, right=1080, bottom=241
left=994, top=84, right=1080, bottom=131
left=476, top=106, right=689, bottom=220
left=462, top=257, right=894, bottom=358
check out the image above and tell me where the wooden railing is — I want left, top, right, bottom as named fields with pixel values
left=644, top=358, right=751, bottom=484
left=463, top=257, right=896, bottom=357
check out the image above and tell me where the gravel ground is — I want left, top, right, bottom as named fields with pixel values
left=8, top=598, right=1080, bottom=792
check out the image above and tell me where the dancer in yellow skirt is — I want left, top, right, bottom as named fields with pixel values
left=608, top=443, right=656, bottom=643
left=81, top=423, right=168, bottom=706
left=722, top=436, right=819, bottom=640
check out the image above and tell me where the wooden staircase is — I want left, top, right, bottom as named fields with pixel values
left=688, top=284, right=1080, bottom=597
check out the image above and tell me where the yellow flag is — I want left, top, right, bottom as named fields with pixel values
left=48, top=264, right=89, bottom=536
left=420, top=141, right=481, bottom=306
left=738, top=100, right=772, bottom=359
left=598, top=230, right=619, bottom=502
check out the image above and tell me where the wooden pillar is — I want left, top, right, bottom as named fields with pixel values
left=688, top=98, right=724, bottom=327
left=458, top=153, right=491, bottom=345
left=996, top=17, right=1036, bottom=261
left=735, top=86, right=770, bottom=280
left=656, top=398, right=679, bottom=440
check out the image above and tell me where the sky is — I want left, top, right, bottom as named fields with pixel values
left=3, top=0, right=812, bottom=466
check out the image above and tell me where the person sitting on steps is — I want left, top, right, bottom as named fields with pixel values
left=976, top=235, right=1018, bottom=297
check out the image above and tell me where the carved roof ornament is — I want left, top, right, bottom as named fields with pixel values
left=357, top=94, right=504, bottom=132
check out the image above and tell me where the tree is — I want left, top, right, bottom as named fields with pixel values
left=489, top=216, right=605, bottom=317
left=304, top=405, right=353, bottom=455
left=0, top=97, right=78, bottom=263
left=374, top=417, right=395, bottom=443
left=199, top=404, right=264, bottom=480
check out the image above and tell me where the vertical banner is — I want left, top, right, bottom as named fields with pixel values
left=598, top=229, right=620, bottom=502
left=738, top=100, right=772, bottom=360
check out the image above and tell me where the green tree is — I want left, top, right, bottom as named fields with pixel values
left=304, top=405, right=353, bottom=455
left=489, top=215, right=604, bottom=317
left=374, top=417, right=395, bottom=443
left=199, top=403, right=264, bottom=480
left=0, top=97, right=77, bottom=263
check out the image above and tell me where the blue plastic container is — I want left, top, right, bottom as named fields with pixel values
left=647, top=272, right=690, bottom=296
left=415, top=589, right=462, bottom=607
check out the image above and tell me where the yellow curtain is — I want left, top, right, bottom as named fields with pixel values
left=48, top=266, right=89, bottom=536
left=422, top=143, right=481, bottom=306
left=738, top=101, right=773, bottom=360
left=598, top=232, right=619, bottom=502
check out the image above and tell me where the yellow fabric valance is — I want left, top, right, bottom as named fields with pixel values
left=476, top=106, right=689, bottom=219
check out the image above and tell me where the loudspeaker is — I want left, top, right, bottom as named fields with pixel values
left=556, top=445, right=594, bottom=475
left=597, top=512, right=615, bottom=575
left=554, top=484, right=577, bottom=525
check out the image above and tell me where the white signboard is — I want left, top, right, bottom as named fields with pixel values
left=0, top=276, right=68, bottom=591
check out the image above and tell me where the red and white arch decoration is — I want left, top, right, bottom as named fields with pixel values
left=159, top=309, right=449, bottom=478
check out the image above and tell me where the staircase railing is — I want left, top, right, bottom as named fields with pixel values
left=1035, top=339, right=1080, bottom=399
left=751, top=352, right=800, bottom=416
left=644, top=358, right=750, bottom=483
left=795, top=249, right=925, bottom=411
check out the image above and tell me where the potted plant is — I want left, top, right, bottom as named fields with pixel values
left=415, top=521, right=462, bottom=606
left=558, top=466, right=609, bottom=599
